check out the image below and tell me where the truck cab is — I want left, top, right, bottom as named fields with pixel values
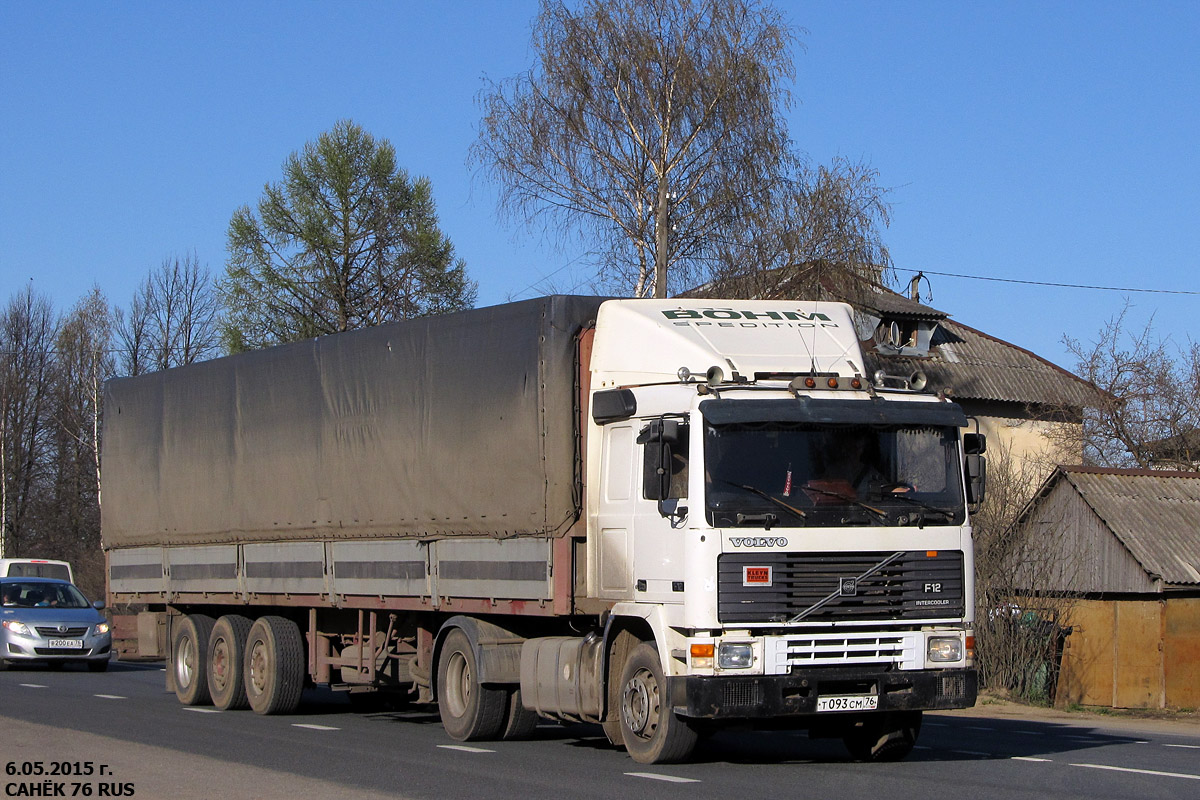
left=572, top=300, right=978, bottom=761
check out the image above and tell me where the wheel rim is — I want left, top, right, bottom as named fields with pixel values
left=248, top=639, right=269, bottom=696
left=621, top=667, right=659, bottom=740
left=444, top=650, right=471, bottom=718
left=176, top=635, right=195, bottom=689
left=211, top=637, right=230, bottom=691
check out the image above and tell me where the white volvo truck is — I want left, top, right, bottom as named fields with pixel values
left=104, top=296, right=981, bottom=764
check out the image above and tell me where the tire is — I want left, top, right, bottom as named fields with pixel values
left=500, top=687, right=540, bottom=741
left=843, top=711, right=922, bottom=762
left=87, top=659, right=109, bottom=673
left=172, top=614, right=215, bottom=705
left=436, top=628, right=506, bottom=741
left=243, top=616, right=305, bottom=715
left=618, top=643, right=698, bottom=764
left=207, top=615, right=254, bottom=710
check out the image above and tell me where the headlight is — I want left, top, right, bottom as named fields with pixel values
left=94, top=622, right=110, bottom=635
left=2, top=620, right=32, bottom=636
left=718, top=642, right=754, bottom=669
left=927, top=636, right=963, bottom=663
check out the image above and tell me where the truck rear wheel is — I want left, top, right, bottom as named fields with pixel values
left=243, top=616, right=304, bottom=715
left=172, top=614, right=215, bottom=705
left=437, top=628, right=506, bottom=741
left=843, top=710, right=922, bottom=762
left=208, top=614, right=253, bottom=710
left=618, top=643, right=698, bottom=764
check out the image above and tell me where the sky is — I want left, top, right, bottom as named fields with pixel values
left=2, top=1, right=1197, bottom=373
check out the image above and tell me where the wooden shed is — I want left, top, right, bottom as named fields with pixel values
left=1010, top=466, right=1200, bottom=709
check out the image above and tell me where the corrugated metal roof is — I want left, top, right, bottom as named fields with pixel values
left=866, top=318, right=1105, bottom=409
left=1057, top=466, right=1200, bottom=586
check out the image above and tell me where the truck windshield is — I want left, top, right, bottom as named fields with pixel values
left=704, top=422, right=965, bottom=528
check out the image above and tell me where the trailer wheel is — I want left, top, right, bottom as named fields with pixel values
left=436, top=628, right=506, bottom=741
left=843, top=711, right=922, bottom=762
left=243, top=616, right=305, bottom=715
left=618, top=643, right=698, bottom=764
left=207, top=615, right=254, bottom=710
left=500, top=687, right=540, bottom=741
left=172, top=614, right=216, bottom=705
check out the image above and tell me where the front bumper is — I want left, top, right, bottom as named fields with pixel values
left=2, top=630, right=112, bottom=663
left=671, top=666, right=977, bottom=719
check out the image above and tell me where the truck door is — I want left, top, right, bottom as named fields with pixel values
left=595, top=423, right=637, bottom=600
left=630, top=419, right=689, bottom=604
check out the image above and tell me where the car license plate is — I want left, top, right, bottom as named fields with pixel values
left=47, top=639, right=84, bottom=649
left=817, top=694, right=878, bottom=712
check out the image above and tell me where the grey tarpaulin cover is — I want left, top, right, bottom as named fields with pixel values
left=101, top=296, right=607, bottom=549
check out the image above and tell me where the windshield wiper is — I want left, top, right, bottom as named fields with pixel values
left=800, top=483, right=888, bottom=522
left=885, top=493, right=954, bottom=526
left=720, top=480, right=807, bottom=523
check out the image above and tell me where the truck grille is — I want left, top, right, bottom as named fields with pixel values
left=718, top=550, right=964, bottom=624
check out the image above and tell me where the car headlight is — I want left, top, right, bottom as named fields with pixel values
left=94, top=622, right=110, bottom=635
left=718, top=642, right=754, bottom=669
left=927, top=636, right=963, bottom=663
left=2, top=620, right=32, bottom=636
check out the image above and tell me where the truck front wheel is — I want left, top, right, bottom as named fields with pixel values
left=618, top=643, right=698, bottom=764
left=843, top=710, right=922, bottom=761
left=437, top=628, right=506, bottom=741
left=172, top=614, right=215, bottom=705
left=243, top=616, right=305, bottom=715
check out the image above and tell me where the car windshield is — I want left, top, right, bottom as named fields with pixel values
left=0, top=581, right=91, bottom=609
left=705, top=422, right=965, bottom=528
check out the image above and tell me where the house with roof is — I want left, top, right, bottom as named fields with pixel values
left=1009, top=466, right=1200, bottom=709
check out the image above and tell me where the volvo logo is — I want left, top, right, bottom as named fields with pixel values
left=729, top=536, right=788, bottom=548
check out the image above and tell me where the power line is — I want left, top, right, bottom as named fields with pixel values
left=897, top=268, right=1200, bottom=296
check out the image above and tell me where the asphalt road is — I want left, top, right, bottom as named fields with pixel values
left=2, top=660, right=1198, bottom=800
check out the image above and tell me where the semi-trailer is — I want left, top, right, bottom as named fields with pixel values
left=104, top=295, right=982, bottom=764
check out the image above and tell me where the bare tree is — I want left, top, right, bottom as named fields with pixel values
left=115, top=253, right=222, bottom=375
left=703, top=156, right=894, bottom=300
left=44, top=288, right=113, bottom=594
left=474, top=0, right=798, bottom=298
left=0, top=287, right=58, bottom=558
left=1060, top=304, right=1200, bottom=470
left=971, top=439, right=1077, bottom=702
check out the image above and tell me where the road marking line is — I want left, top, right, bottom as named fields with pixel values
left=94, top=694, right=126, bottom=700
left=1071, top=763, right=1200, bottom=781
left=1165, top=744, right=1200, bottom=749
left=950, top=750, right=990, bottom=756
left=1012, top=757, right=1052, bottom=762
left=966, top=726, right=996, bottom=731
left=292, top=723, right=340, bottom=731
left=913, top=746, right=932, bottom=751
left=625, top=773, right=701, bottom=784
left=1014, top=730, right=1045, bottom=735
left=1134, top=741, right=1150, bottom=744
left=183, top=708, right=222, bottom=714
left=19, top=684, right=48, bottom=689
left=437, top=745, right=494, bottom=753
left=926, top=722, right=949, bottom=727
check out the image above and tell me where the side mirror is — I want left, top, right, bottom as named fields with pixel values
left=964, top=432, right=987, bottom=455
left=92, top=600, right=106, bottom=610
left=965, top=453, right=987, bottom=505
